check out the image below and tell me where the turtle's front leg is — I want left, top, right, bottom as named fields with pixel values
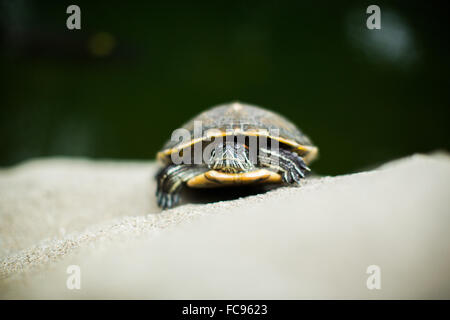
left=258, top=148, right=310, bottom=184
left=156, top=164, right=208, bottom=209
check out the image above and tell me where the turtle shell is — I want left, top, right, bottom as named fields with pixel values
left=157, top=102, right=318, bottom=164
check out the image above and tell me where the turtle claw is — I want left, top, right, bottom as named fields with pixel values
left=281, top=154, right=309, bottom=185
left=156, top=191, right=180, bottom=209
left=282, top=168, right=304, bottom=185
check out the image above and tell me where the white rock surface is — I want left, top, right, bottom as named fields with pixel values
left=1, top=153, right=449, bottom=299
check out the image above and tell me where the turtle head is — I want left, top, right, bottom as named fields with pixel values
left=208, top=141, right=254, bottom=173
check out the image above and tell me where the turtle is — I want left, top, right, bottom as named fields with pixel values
left=156, top=102, right=318, bottom=209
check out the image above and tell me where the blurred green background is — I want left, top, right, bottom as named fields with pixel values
left=1, top=0, right=449, bottom=175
